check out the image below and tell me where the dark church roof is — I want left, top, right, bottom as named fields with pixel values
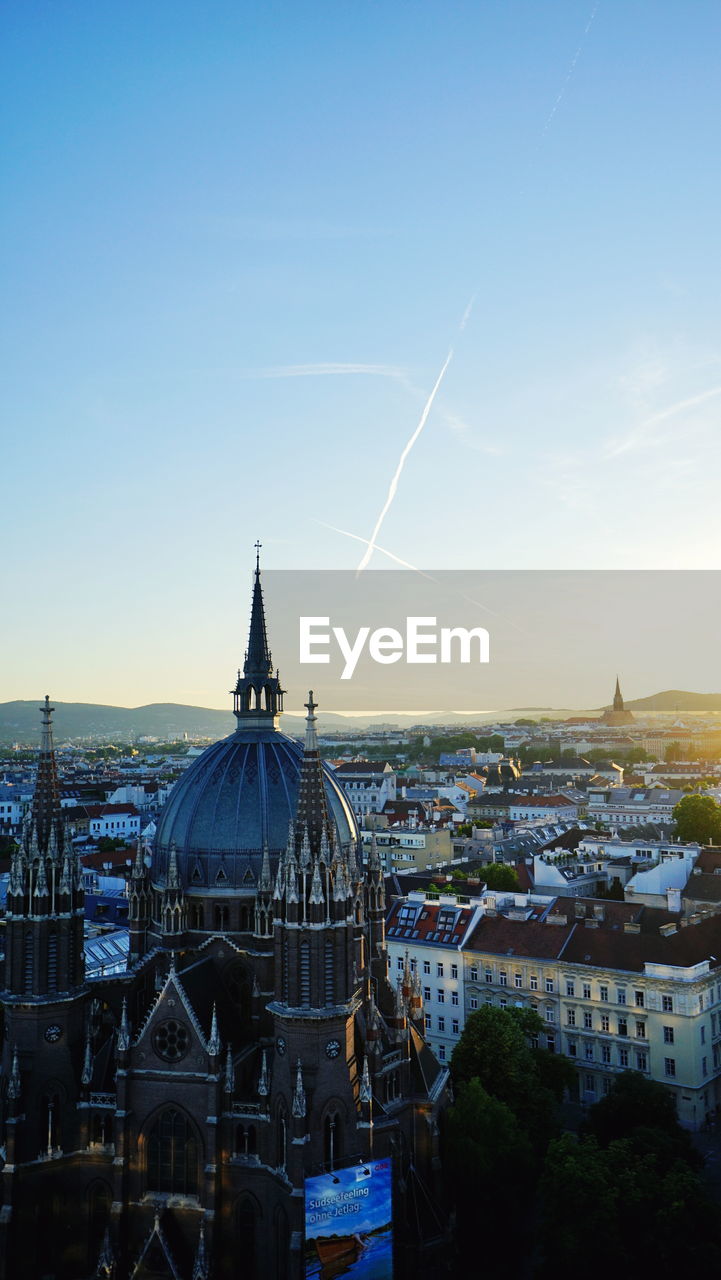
left=153, top=727, right=355, bottom=891
left=152, top=556, right=356, bottom=891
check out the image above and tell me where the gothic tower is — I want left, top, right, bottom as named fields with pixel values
left=0, top=697, right=87, bottom=1254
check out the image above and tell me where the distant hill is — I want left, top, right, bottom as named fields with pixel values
left=617, top=690, right=721, bottom=713
left=0, top=700, right=474, bottom=744
left=2, top=690, right=720, bottom=744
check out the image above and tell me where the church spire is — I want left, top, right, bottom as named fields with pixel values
left=232, top=545, right=285, bottom=724
left=294, top=692, right=332, bottom=851
left=31, top=695, right=63, bottom=854
left=613, top=674, right=624, bottom=711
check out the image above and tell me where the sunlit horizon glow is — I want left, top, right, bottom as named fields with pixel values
left=2, top=2, right=721, bottom=704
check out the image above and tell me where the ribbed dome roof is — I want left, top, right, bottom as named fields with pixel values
left=153, top=726, right=357, bottom=893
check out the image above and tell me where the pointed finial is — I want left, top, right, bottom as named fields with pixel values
left=254, top=539, right=262, bottom=570
left=259, top=842, right=272, bottom=893
left=96, top=1227, right=115, bottom=1275
left=208, top=1004, right=221, bottom=1056
left=167, top=841, right=180, bottom=889
left=359, top=1055, right=372, bottom=1103
left=192, top=1219, right=209, bottom=1280
left=8, top=1045, right=21, bottom=1100
left=82, top=1028, right=93, bottom=1086
left=117, top=997, right=130, bottom=1052
left=309, top=858, right=325, bottom=905
left=292, top=1057, right=306, bottom=1118
left=224, top=1044, right=235, bottom=1095
left=257, top=1047, right=269, bottom=1097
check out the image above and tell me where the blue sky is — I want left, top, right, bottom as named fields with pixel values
left=3, top=2, right=721, bottom=706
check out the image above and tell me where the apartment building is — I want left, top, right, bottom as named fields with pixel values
left=461, top=894, right=721, bottom=1129
left=386, top=892, right=483, bottom=1062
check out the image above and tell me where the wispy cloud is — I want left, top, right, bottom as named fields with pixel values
left=605, top=384, right=721, bottom=457
left=238, top=362, right=408, bottom=381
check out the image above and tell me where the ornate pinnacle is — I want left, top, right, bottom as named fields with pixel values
left=96, top=1228, right=115, bottom=1277
left=59, top=853, right=72, bottom=896
left=81, top=1029, right=93, bottom=1087
left=259, top=842, right=272, bottom=893
left=359, top=1056, right=372, bottom=1104
left=167, top=842, right=180, bottom=889
left=208, top=1004, right=221, bottom=1056
left=133, top=833, right=147, bottom=879
left=292, top=1058, right=306, bottom=1118
left=370, top=832, right=382, bottom=871
left=9, top=844, right=24, bottom=897
left=299, top=827, right=312, bottom=871
left=192, top=1220, right=209, bottom=1280
left=257, top=1048, right=269, bottom=1097
left=309, top=859, right=325, bottom=906
left=224, top=1044, right=235, bottom=1095
left=273, top=849, right=285, bottom=901
left=34, top=856, right=49, bottom=898
left=117, top=998, right=130, bottom=1053
left=319, top=826, right=331, bottom=867
left=8, top=1046, right=21, bottom=1100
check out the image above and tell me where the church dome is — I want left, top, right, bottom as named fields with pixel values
left=152, top=551, right=357, bottom=893
left=153, top=725, right=356, bottom=893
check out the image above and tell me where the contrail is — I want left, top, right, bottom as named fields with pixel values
left=542, top=3, right=599, bottom=137
left=318, top=519, right=527, bottom=632
left=355, top=294, right=477, bottom=572
left=315, top=519, right=434, bottom=577
left=356, top=347, right=454, bottom=572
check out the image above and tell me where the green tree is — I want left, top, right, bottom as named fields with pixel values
left=673, top=792, right=721, bottom=843
left=444, top=1079, right=533, bottom=1273
left=537, top=1134, right=624, bottom=1275
left=478, top=862, right=520, bottom=891
left=581, top=1071, right=699, bottom=1167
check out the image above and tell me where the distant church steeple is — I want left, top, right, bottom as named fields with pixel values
left=232, top=542, right=285, bottom=726
left=601, top=674, right=634, bottom=725
left=613, top=675, right=624, bottom=712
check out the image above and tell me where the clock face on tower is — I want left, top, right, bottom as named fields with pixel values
left=44, top=1025, right=62, bottom=1043
left=325, top=1039, right=341, bottom=1060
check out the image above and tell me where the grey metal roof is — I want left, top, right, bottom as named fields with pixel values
left=153, top=726, right=357, bottom=893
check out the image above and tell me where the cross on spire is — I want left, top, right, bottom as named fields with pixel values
left=254, top=539, right=262, bottom=570
left=305, top=691, right=317, bottom=719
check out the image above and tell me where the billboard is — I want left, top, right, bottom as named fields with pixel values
left=304, top=1157, right=393, bottom=1279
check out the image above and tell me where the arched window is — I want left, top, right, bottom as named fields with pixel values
left=24, top=930, right=34, bottom=994
left=300, top=941, right=310, bottom=1006
left=276, top=1105, right=287, bottom=1169
left=239, top=905, right=250, bottom=932
left=275, top=1205, right=290, bottom=1280
left=146, top=1108, right=199, bottom=1195
left=324, top=940, right=334, bottom=1005
left=323, top=1111, right=342, bottom=1169
left=86, top=1180, right=111, bottom=1268
left=236, top=1198, right=257, bottom=1276
left=282, top=938, right=289, bottom=1001
left=47, top=931, right=58, bottom=994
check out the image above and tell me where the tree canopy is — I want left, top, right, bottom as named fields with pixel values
left=673, top=792, right=721, bottom=843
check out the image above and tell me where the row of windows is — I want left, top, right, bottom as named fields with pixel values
left=567, top=1010, right=648, bottom=1038
left=424, top=1014, right=461, bottom=1035
left=471, top=969, right=682, bottom=1013
left=396, top=957, right=458, bottom=979
left=422, top=987, right=459, bottom=1005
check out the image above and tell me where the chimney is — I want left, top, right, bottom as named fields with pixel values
left=666, top=886, right=682, bottom=913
